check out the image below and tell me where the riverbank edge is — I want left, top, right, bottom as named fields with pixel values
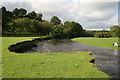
left=7, top=37, right=110, bottom=78
left=71, top=37, right=119, bottom=50
left=8, top=37, right=51, bottom=53
left=8, top=37, right=97, bottom=65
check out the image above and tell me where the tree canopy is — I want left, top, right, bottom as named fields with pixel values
left=36, top=14, right=43, bottom=21
left=50, top=16, right=61, bottom=25
left=19, top=8, right=27, bottom=16
left=2, top=6, right=119, bottom=38
left=110, top=25, right=120, bottom=37
left=13, top=8, right=27, bottom=18
left=64, top=21, right=83, bottom=37
left=27, top=11, right=37, bottom=19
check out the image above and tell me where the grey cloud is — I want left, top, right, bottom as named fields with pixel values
left=2, top=2, right=33, bottom=13
left=1, top=1, right=118, bottom=30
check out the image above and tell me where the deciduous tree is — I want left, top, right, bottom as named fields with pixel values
left=50, top=16, right=61, bottom=25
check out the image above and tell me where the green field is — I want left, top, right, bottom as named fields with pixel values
left=2, top=37, right=109, bottom=78
left=72, top=37, right=118, bottom=49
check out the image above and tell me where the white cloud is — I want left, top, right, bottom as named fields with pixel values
left=1, top=1, right=118, bottom=30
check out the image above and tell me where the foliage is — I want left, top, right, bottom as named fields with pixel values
left=7, top=18, right=54, bottom=35
left=2, top=6, right=120, bottom=39
left=94, top=29, right=110, bottom=38
left=49, top=21, right=84, bottom=38
left=2, top=7, right=14, bottom=33
left=8, top=18, right=40, bottom=34
left=50, top=16, right=61, bottom=25
left=13, top=8, right=19, bottom=17
left=64, top=21, right=83, bottom=38
left=19, top=8, right=27, bottom=16
left=29, top=19, right=39, bottom=34
left=85, top=30, right=96, bottom=37
left=13, top=8, right=27, bottom=18
left=50, top=24, right=64, bottom=38
left=8, top=18, right=29, bottom=34
left=94, top=32, right=110, bottom=38
left=109, top=25, right=120, bottom=37
left=38, top=21, right=53, bottom=35
left=26, top=11, right=37, bottom=19
left=36, top=14, right=43, bottom=21
left=63, top=27, right=72, bottom=38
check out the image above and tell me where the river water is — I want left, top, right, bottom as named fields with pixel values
left=24, top=39, right=119, bottom=78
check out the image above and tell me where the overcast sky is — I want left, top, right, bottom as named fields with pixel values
left=0, top=0, right=119, bottom=30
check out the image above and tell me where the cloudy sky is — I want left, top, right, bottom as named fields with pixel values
left=0, top=0, right=119, bottom=30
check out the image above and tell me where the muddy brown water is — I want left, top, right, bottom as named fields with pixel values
left=23, top=39, right=119, bottom=78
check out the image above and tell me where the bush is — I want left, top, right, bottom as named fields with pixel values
left=7, top=18, right=54, bottom=35
left=8, top=18, right=39, bottom=34
left=94, top=32, right=110, bottom=38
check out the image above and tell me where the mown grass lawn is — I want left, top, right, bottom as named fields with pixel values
left=72, top=37, right=118, bottom=50
left=2, top=37, right=109, bottom=78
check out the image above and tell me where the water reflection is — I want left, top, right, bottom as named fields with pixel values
left=114, top=49, right=118, bottom=56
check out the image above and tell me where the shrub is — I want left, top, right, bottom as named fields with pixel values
left=94, top=32, right=110, bottom=38
left=8, top=18, right=39, bottom=34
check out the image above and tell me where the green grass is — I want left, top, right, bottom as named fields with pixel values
left=2, top=37, right=109, bottom=78
left=72, top=37, right=118, bottom=49
left=2, top=34, right=44, bottom=37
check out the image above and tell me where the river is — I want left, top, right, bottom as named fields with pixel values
left=24, top=39, right=119, bottom=78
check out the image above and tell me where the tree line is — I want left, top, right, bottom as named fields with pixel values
left=1, top=7, right=120, bottom=38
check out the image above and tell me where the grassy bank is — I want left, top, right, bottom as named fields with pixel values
left=72, top=37, right=118, bottom=50
left=2, top=34, right=44, bottom=37
left=2, top=37, right=109, bottom=78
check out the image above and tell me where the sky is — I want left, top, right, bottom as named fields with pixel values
left=0, top=0, right=119, bottom=30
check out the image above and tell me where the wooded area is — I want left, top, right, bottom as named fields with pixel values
left=1, top=7, right=120, bottom=38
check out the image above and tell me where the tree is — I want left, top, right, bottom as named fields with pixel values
left=13, top=8, right=19, bottom=17
left=8, top=18, right=31, bottom=34
left=94, top=30, right=110, bottom=38
left=26, top=11, right=37, bottom=19
left=50, top=24, right=64, bottom=38
left=36, top=14, right=43, bottom=21
left=84, top=30, right=95, bottom=37
left=64, top=21, right=83, bottom=37
left=39, top=21, right=53, bottom=35
left=19, top=8, right=27, bottom=16
left=109, top=25, right=120, bottom=37
left=13, top=8, right=27, bottom=18
left=64, top=21, right=73, bottom=28
left=63, top=27, right=72, bottom=38
left=50, top=16, right=61, bottom=25
left=29, top=19, right=39, bottom=34
left=2, top=6, right=14, bottom=34
left=2, top=6, right=6, bottom=12
left=71, top=22, right=83, bottom=35
left=8, top=18, right=41, bottom=34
